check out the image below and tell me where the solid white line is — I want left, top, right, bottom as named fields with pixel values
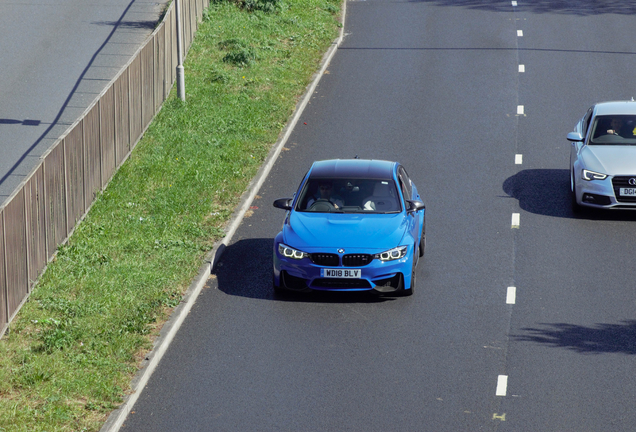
left=515, top=154, right=522, bottom=165
left=517, top=30, right=523, bottom=37
left=519, top=64, right=525, bottom=73
left=496, top=375, right=508, bottom=396
left=506, top=287, right=516, bottom=304
left=517, top=105, right=524, bottom=115
left=511, top=213, right=520, bottom=228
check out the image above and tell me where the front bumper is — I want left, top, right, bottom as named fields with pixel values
left=575, top=175, right=636, bottom=210
left=273, top=244, right=414, bottom=293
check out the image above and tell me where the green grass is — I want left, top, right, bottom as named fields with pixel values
left=0, top=1, right=341, bottom=430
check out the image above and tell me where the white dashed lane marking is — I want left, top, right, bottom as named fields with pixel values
left=512, top=1, right=517, bottom=6
left=517, top=105, right=524, bottom=115
left=515, top=154, right=522, bottom=164
left=517, top=30, right=523, bottom=37
left=506, top=287, right=516, bottom=304
left=519, top=64, right=525, bottom=73
left=496, top=375, right=508, bottom=396
left=512, top=213, right=520, bottom=228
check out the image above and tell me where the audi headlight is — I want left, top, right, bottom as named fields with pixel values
left=375, top=246, right=408, bottom=261
left=278, top=244, right=308, bottom=260
left=582, top=169, right=607, bottom=181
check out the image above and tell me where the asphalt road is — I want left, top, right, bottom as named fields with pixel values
left=123, top=1, right=636, bottom=431
left=0, top=0, right=167, bottom=204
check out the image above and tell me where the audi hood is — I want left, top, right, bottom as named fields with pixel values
left=581, top=145, right=636, bottom=175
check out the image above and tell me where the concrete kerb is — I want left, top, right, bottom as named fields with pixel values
left=99, top=4, right=347, bottom=431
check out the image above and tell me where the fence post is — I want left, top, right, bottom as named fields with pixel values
left=23, top=186, right=31, bottom=293
left=63, top=138, right=69, bottom=239
left=2, top=212, right=7, bottom=330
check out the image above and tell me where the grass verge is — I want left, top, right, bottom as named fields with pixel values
left=0, top=1, right=341, bottom=430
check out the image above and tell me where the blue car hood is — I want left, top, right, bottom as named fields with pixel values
left=284, top=212, right=408, bottom=251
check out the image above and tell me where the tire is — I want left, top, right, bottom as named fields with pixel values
left=406, top=259, right=416, bottom=295
left=418, top=234, right=425, bottom=258
left=571, top=189, right=582, bottom=213
left=394, top=256, right=416, bottom=297
left=273, top=274, right=285, bottom=296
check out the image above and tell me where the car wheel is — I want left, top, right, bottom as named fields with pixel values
left=407, top=259, right=416, bottom=295
left=273, top=275, right=285, bottom=295
left=571, top=189, right=581, bottom=213
left=394, top=257, right=416, bottom=297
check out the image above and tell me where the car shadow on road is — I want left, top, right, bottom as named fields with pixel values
left=512, top=320, right=636, bottom=355
left=502, top=169, right=636, bottom=221
left=213, top=238, right=394, bottom=303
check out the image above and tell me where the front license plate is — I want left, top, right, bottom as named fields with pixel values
left=321, top=268, right=361, bottom=278
left=620, top=188, right=636, bottom=196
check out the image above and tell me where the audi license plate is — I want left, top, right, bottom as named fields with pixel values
left=620, top=188, right=636, bottom=196
left=321, top=268, right=361, bottom=278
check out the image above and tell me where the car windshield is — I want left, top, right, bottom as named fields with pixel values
left=589, top=115, right=636, bottom=145
left=296, top=178, right=402, bottom=213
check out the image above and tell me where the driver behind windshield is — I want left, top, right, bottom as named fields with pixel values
left=306, top=180, right=344, bottom=209
left=607, top=118, right=625, bottom=136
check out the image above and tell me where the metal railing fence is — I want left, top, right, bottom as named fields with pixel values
left=0, top=0, right=210, bottom=337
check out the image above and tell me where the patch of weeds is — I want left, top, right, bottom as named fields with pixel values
left=223, top=47, right=257, bottom=67
left=241, top=0, right=280, bottom=12
left=219, top=38, right=258, bottom=67
left=208, top=69, right=230, bottom=84
left=323, top=2, right=338, bottom=14
left=13, top=362, right=53, bottom=387
left=38, top=297, right=76, bottom=318
left=37, top=318, right=76, bottom=352
left=116, top=299, right=163, bottom=336
left=215, top=0, right=281, bottom=13
left=162, top=290, right=182, bottom=308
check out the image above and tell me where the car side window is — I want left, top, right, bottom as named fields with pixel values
left=397, top=166, right=412, bottom=201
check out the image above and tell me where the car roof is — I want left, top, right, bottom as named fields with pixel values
left=594, top=101, right=636, bottom=116
left=309, top=159, right=397, bottom=180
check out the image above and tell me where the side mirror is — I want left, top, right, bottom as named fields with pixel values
left=406, top=200, right=425, bottom=213
left=567, top=131, right=584, bottom=142
left=273, top=198, right=293, bottom=210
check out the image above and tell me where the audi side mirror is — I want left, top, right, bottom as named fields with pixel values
left=567, top=131, right=584, bottom=142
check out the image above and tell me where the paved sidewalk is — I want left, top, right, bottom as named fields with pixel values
left=0, top=0, right=169, bottom=204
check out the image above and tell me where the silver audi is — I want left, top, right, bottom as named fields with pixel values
left=568, top=100, right=636, bottom=211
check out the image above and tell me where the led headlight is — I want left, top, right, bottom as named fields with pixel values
left=582, top=169, right=607, bottom=181
left=375, top=246, right=408, bottom=261
left=278, top=244, right=308, bottom=260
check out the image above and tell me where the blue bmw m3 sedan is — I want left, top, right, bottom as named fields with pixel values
left=273, top=159, right=425, bottom=296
